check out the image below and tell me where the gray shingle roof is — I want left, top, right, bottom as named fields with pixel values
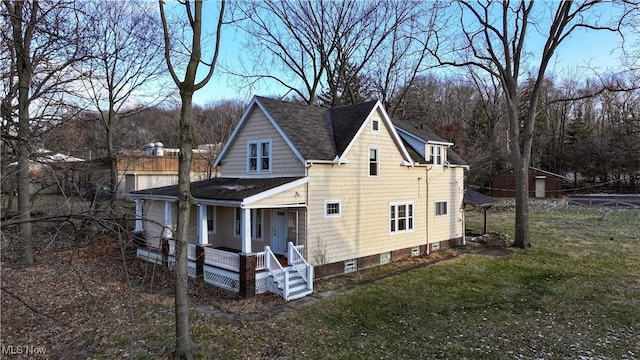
left=255, top=96, right=377, bottom=161
left=394, top=117, right=468, bottom=166
left=130, top=177, right=304, bottom=201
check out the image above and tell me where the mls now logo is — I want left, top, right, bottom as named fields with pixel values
left=2, top=345, right=47, bottom=356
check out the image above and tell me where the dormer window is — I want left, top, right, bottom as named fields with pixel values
left=248, top=140, right=271, bottom=173
left=429, top=145, right=444, bottom=166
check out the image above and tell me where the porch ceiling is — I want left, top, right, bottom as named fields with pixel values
left=130, top=176, right=306, bottom=203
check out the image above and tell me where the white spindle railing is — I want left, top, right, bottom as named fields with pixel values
left=204, top=247, right=240, bottom=272
left=288, top=242, right=313, bottom=290
left=255, top=251, right=265, bottom=271
left=264, top=246, right=288, bottom=298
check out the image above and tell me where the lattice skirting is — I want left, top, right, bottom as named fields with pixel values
left=255, top=272, right=270, bottom=294
left=137, top=249, right=163, bottom=265
left=168, top=256, right=176, bottom=270
left=204, top=265, right=240, bottom=293
left=187, top=261, right=197, bottom=278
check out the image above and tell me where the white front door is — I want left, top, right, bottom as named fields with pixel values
left=271, top=210, right=288, bottom=255
left=535, top=178, right=546, bottom=198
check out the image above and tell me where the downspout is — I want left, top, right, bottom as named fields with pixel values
left=425, top=166, right=431, bottom=255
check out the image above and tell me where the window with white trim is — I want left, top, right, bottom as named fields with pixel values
left=324, top=200, right=342, bottom=218
left=233, top=208, right=264, bottom=240
left=248, top=140, right=271, bottom=173
left=390, top=202, right=414, bottom=234
left=371, top=118, right=380, bottom=133
left=369, top=147, right=379, bottom=176
left=206, top=205, right=216, bottom=233
left=428, top=145, right=443, bottom=165
left=435, top=201, right=448, bottom=216
left=253, top=209, right=263, bottom=240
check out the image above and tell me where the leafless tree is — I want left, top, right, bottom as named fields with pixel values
left=2, top=0, right=89, bottom=266
left=431, top=0, right=637, bottom=248
left=81, top=0, right=167, bottom=204
left=234, top=0, right=437, bottom=107
left=159, top=0, right=225, bottom=358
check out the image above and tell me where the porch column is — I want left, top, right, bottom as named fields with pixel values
left=197, top=204, right=208, bottom=245
left=241, top=207, right=252, bottom=254
left=134, top=199, right=143, bottom=232
left=161, top=201, right=173, bottom=239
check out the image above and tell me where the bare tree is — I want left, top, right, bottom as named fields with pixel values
left=431, top=0, right=636, bottom=248
left=2, top=0, right=89, bottom=266
left=81, top=0, right=166, bottom=204
left=235, top=0, right=435, bottom=107
left=159, top=0, right=225, bottom=358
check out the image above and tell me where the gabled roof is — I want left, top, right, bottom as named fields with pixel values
left=214, top=96, right=412, bottom=166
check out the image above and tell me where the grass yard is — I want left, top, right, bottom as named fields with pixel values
left=2, top=201, right=639, bottom=359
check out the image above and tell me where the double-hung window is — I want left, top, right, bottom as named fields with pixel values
left=233, top=208, right=263, bottom=240
left=429, top=145, right=443, bottom=165
left=369, top=147, right=379, bottom=176
left=206, top=205, right=216, bottom=233
left=248, top=140, right=271, bottom=173
left=390, top=202, right=414, bottom=234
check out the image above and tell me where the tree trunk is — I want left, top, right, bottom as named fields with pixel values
left=106, top=111, right=118, bottom=204
left=17, top=99, right=34, bottom=266
left=174, top=91, right=195, bottom=360
left=512, top=160, right=531, bottom=248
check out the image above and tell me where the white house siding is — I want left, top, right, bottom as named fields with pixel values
left=426, top=166, right=465, bottom=243
left=219, top=106, right=306, bottom=177
left=306, top=112, right=428, bottom=265
left=142, top=200, right=176, bottom=249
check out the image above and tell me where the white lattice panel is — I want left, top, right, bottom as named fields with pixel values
left=255, top=272, right=270, bottom=294
left=168, top=256, right=176, bottom=270
left=187, top=261, right=197, bottom=278
left=203, top=265, right=239, bottom=293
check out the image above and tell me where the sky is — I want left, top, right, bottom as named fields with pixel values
left=187, top=2, right=633, bottom=107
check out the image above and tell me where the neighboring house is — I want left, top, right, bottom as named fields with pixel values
left=5, top=150, right=84, bottom=195
left=83, top=142, right=216, bottom=200
left=129, top=96, right=468, bottom=300
left=490, top=167, right=564, bottom=198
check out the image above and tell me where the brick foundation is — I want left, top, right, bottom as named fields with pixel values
left=239, top=255, right=256, bottom=298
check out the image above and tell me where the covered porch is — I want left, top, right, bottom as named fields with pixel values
left=131, top=176, right=313, bottom=300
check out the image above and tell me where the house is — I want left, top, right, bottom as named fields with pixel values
left=129, top=96, right=468, bottom=300
left=4, top=149, right=84, bottom=196
left=82, top=142, right=217, bottom=200
left=490, top=167, right=564, bottom=198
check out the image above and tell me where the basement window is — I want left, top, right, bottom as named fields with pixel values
left=344, top=259, right=358, bottom=273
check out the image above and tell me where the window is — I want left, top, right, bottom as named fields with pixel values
left=325, top=200, right=342, bottom=218
left=371, top=119, right=380, bottom=133
left=253, top=209, right=263, bottom=240
left=390, top=202, right=414, bottom=234
left=248, top=140, right=271, bottom=172
left=233, top=208, right=264, bottom=240
left=234, top=207, right=242, bottom=236
left=206, top=206, right=216, bottom=233
left=369, top=147, right=379, bottom=176
left=429, top=145, right=443, bottom=165
left=436, top=201, right=448, bottom=216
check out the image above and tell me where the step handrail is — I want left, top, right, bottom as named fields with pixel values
left=264, top=246, right=288, bottom=299
left=287, top=242, right=313, bottom=291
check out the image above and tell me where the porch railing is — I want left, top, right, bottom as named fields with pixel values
left=264, top=246, right=288, bottom=298
left=288, top=242, right=313, bottom=290
left=255, top=251, right=265, bottom=271
left=204, top=247, right=240, bottom=272
left=167, top=240, right=196, bottom=261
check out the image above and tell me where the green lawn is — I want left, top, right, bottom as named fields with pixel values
left=119, top=202, right=640, bottom=359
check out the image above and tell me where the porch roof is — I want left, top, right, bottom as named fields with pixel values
left=129, top=177, right=305, bottom=203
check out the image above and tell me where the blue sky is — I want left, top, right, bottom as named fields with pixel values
left=189, top=2, right=631, bottom=107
